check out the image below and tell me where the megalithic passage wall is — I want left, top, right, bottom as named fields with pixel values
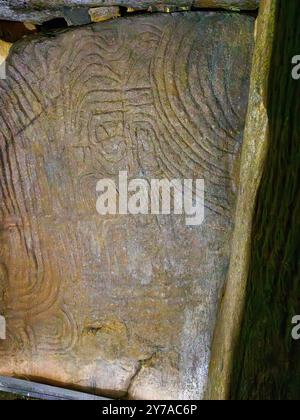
left=207, top=0, right=277, bottom=400
left=231, top=0, right=300, bottom=400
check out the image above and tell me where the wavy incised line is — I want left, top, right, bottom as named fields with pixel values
left=168, top=22, right=232, bottom=178
left=0, top=14, right=250, bottom=366
left=150, top=21, right=231, bottom=189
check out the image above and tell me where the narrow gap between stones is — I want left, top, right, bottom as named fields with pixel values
left=41, top=18, right=68, bottom=32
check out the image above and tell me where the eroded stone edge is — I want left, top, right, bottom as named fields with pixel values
left=206, top=0, right=277, bottom=400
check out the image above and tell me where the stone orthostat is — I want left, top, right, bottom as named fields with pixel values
left=0, top=12, right=254, bottom=399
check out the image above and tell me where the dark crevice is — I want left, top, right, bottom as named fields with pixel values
left=39, top=18, right=68, bottom=32
left=0, top=20, right=37, bottom=42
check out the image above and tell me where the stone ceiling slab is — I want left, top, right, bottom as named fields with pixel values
left=0, top=1, right=259, bottom=24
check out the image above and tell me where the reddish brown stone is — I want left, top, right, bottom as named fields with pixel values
left=0, top=12, right=254, bottom=399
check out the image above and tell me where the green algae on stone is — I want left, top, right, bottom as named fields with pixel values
left=231, top=0, right=300, bottom=400
left=206, top=0, right=277, bottom=400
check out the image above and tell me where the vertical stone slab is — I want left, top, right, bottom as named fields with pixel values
left=231, top=0, right=300, bottom=400
left=0, top=13, right=254, bottom=399
left=207, top=0, right=277, bottom=400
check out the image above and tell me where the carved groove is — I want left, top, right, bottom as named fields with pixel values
left=0, top=13, right=253, bottom=398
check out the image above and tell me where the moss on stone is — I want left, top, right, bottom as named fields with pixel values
left=231, top=0, right=300, bottom=400
left=206, top=0, right=276, bottom=400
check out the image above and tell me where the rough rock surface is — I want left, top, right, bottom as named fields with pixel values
left=232, top=0, right=300, bottom=400
left=0, top=12, right=254, bottom=399
left=0, top=1, right=259, bottom=24
left=88, top=6, right=120, bottom=23
left=207, top=0, right=276, bottom=399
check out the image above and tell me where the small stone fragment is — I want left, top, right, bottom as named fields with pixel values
left=63, top=7, right=91, bottom=26
left=89, top=6, right=120, bottom=23
left=24, top=22, right=37, bottom=31
left=0, top=315, right=6, bottom=340
left=148, top=4, right=181, bottom=13
left=0, top=39, right=11, bottom=66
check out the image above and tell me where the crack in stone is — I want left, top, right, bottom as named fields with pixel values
left=125, top=353, right=158, bottom=398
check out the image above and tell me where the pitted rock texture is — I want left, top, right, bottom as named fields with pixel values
left=0, top=1, right=259, bottom=24
left=0, top=13, right=254, bottom=399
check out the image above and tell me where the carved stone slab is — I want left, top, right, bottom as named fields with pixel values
left=0, top=1, right=259, bottom=24
left=0, top=13, right=254, bottom=399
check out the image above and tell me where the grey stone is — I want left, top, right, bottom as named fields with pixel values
left=63, top=6, right=91, bottom=26
left=0, top=1, right=259, bottom=24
